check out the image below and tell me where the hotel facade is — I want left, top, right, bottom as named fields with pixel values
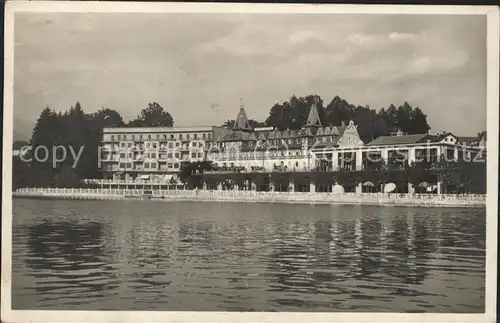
left=100, top=126, right=226, bottom=181
left=98, top=103, right=486, bottom=194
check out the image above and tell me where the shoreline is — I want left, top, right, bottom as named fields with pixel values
left=13, top=189, right=486, bottom=208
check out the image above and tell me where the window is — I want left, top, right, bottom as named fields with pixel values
left=168, top=142, right=173, bottom=148
left=191, top=152, right=197, bottom=158
left=175, top=153, right=180, bottom=158
left=120, top=153, right=126, bottom=158
left=167, top=163, right=173, bottom=169
left=148, top=135, right=152, bottom=140
left=199, top=142, right=203, bottom=147
left=194, top=134, right=198, bottom=140
left=156, top=134, right=159, bottom=139
left=150, top=163, right=157, bottom=169
left=191, top=142, right=196, bottom=147
left=144, top=163, right=150, bottom=168
left=175, top=142, right=180, bottom=147
left=174, top=163, right=179, bottom=168
left=207, top=133, right=211, bottom=140
left=198, top=152, right=203, bottom=158
left=110, top=135, right=115, bottom=141
left=119, top=163, right=125, bottom=168
left=202, top=134, right=206, bottom=140
left=170, top=134, right=174, bottom=140
left=167, top=153, right=173, bottom=158
left=180, top=134, right=183, bottom=140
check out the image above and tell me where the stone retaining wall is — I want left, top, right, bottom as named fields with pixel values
left=13, top=188, right=486, bottom=208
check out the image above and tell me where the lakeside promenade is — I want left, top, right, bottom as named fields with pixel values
left=13, top=188, right=486, bottom=208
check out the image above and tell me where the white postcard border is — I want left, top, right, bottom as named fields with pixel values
left=2, top=2, right=499, bottom=323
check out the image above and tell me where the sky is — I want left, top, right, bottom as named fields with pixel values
left=13, top=12, right=487, bottom=140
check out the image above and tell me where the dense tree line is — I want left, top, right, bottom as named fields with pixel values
left=262, top=95, right=431, bottom=143
left=220, top=95, right=431, bottom=143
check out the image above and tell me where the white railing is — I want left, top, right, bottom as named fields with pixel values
left=13, top=187, right=486, bottom=206
left=82, top=179, right=182, bottom=185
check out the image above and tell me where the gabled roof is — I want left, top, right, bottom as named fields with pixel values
left=305, top=103, right=322, bottom=128
left=304, top=127, right=314, bottom=137
left=330, top=125, right=347, bottom=136
left=366, top=133, right=430, bottom=146
left=457, top=136, right=478, bottom=146
left=248, top=132, right=257, bottom=141
left=435, top=132, right=459, bottom=142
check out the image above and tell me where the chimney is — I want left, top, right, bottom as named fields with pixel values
left=341, top=120, right=346, bottom=126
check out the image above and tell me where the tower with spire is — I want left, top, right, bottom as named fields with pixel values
left=305, top=99, right=322, bottom=128
left=232, top=98, right=253, bottom=132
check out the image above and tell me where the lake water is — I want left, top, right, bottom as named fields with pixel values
left=11, top=198, right=485, bottom=312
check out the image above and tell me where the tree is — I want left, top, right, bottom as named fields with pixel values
left=408, top=107, right=431, bottom=134
left=127, top=102, right=174, bottom=127
left=265, top=95, right=325, bottom=130
left=407, top=161, right=427, bottom=192
left=179, top=161, right=215, bottom=189
left=431, top=154, right=452, bottom=194
left=54, top=164, right=81, bottom=188
left=29, top=106, right=60, bottom=181
left=90, top=108, right=125, bottom=128
left=378, top=159, right=390, bottom=192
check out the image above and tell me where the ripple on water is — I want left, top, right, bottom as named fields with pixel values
left=11, top=199, right=486, bottom=312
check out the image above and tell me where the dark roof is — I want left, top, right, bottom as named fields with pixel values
left=366, top=134, right=429, bottom=146
left=457, top=136, right=479, bottom=145
left=233, top=108, right=253, bottom=132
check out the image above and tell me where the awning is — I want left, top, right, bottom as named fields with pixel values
left=332, top=184, right=345, bottom=194
left=140, top=175, right=150, bottom=180
left=418, top=181, right=430, bottom=188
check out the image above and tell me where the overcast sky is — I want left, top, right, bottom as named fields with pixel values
left=13, top=12, right=486, bottom=140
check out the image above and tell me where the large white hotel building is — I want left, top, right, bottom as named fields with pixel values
left=99, top=103, right=486, bottom=193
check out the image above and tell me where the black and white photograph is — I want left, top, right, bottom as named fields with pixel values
left=1, top=2, right=499, bottom=323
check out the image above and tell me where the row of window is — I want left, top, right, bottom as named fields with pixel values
left=211, top=150, right=304, bottom=159
left=113, top=141, right=209, bottom=150
left=106, top=132, right=212, bottom=142
left=118, top=162, right=181, bottom=170
left=219, top=137, right=343, bottom=148
left=116, top=151, right=205, bottom=160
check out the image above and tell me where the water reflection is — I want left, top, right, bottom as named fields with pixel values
left=12, top=199, right=486, bottom=312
